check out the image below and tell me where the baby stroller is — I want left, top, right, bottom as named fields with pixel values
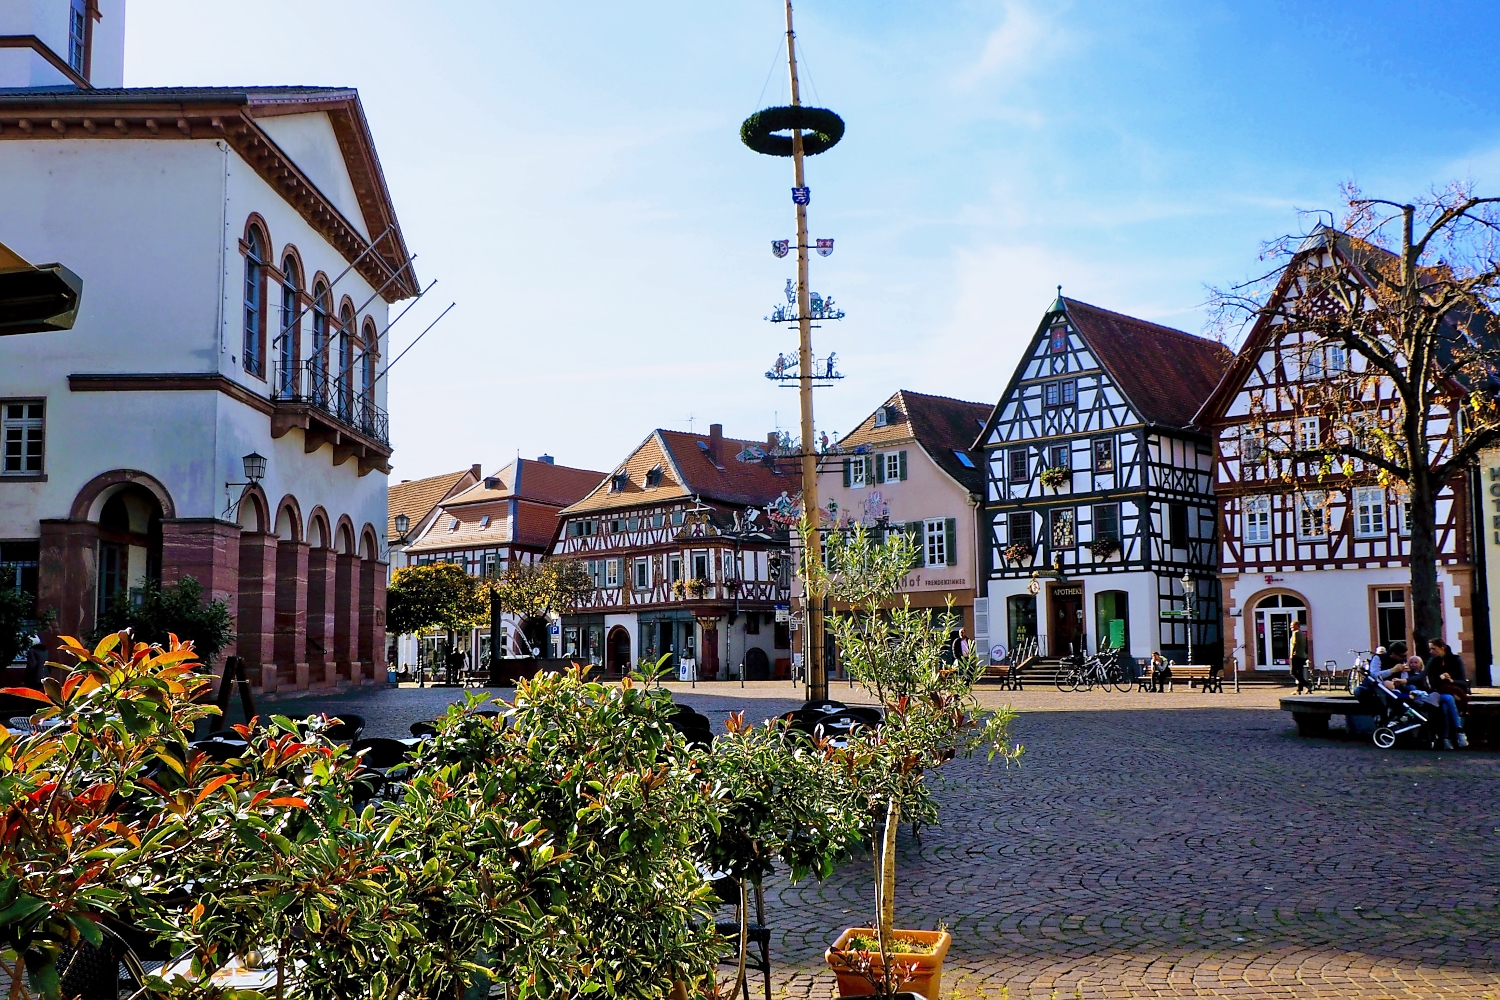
left=1371, top=682, right=1434, bottom=750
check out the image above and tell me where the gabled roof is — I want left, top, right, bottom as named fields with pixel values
left=445, top=458, right=607, bottom=509
left=562, top=428, right=797, bottom=516
left=0, top=87, right=417, bottom=299
left=839, top=390, right=991, bottom=495
left=975, top=296, right=1232, bottom=448
left=388, top=468, right=476, bottom=542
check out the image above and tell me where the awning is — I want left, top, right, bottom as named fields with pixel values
left=0, top=239, right=83, bottom=335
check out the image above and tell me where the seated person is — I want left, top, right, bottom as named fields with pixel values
left=1355, top=641, right=1406, bottom=714
left=1410, top=650, right=1468, bottom=749
left=1149, top=651, right=1172, bottom=692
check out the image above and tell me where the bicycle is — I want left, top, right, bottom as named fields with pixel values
left=1346, top=649, right=1370, bottom=693
left=1057, top=648, right=1129, bottom=692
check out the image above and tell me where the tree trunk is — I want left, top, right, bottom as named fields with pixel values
left=1408, top=471, right=1442, bottom=657
left=878, top=797, right=900, bottom=944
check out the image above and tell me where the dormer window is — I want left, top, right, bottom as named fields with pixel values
left=610, top=472, right=629, bottom=492
left=874, top=408, right=888, bottom=428
left=68, top=0, right=87, bottom=74
left=484, top=476, right=500, bottom=490
left=645, top=465, right=664, bottom=488
left=447, top=518, right=460, bottom=532
left=479, top=515, right=491, bottom=529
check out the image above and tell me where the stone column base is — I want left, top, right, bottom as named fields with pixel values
left=293, top=662, right=311, bottom=690
left=259, top=664, right=279, bottom=693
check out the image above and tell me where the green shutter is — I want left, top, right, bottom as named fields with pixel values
left=898, top=451, right=908, bottom=481
left=945, top=518, right=958, bottom=566
left=875, top=453, right=885, bottom=483
left=843, top=458, right=851, bottom=487
left=909, top=521, right=925, bottom=568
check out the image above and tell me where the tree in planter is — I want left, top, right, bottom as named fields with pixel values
left=1209, top=183, right=1500, bottom=654
left=801, top=522, right=1022, bottom=998
left=387, top=562, right=489, bottom=672
left=488, top=559, right=593, bottom=657
left=93, top=576, right=235, bottom=666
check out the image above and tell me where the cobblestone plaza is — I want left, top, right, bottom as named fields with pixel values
left=268, top=684, right=1500, bottom=999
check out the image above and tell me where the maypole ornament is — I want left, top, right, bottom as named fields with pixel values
left=739, top=105, right=845, bottom=157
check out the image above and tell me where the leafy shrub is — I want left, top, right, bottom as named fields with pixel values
left=93, top=576, right=235, bottom=665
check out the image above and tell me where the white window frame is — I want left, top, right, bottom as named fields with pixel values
left=604, top=558, right=621, bottom=588
left=1244, top=496, right=1271, bottom=544
left=633, top=557, right=650, bottom=590
left=1354, top=486, right=1386, bottom=539
left=884, top=453, right=901, bottom=482
left=1400, top=496, right=1412, bottom=537
left=1296, top=492, right=1327, bottom=540
left=1, top=400, right=45, bottom=476
left=850, top=456, right=868, bottom=489
left=1327, top=343, right=1348, bottom=373
left=669, top=554, right=682, bottom=582
left=691, top=550, right=710, bottom=581
left=1296, top=416, right=1319, bottom=452
left=924, top=517, right=947, bottom=567
left=1303, top=346, right=1324, bottom=380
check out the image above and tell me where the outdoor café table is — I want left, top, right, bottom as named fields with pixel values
left=160, top=953, right=292, bottom=991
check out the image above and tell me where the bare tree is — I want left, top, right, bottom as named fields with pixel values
left=1210, top=182, right=1500, bottom=654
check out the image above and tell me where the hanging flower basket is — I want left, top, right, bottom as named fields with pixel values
left=671, top=579, right=688, bottom=599
left=687, top=579, right=710, bottom=599
left=1039, top=466, right=1070, bottom=490
left=723, top=577, right=744, bottom=594
left=1003, top=542, right=1033, bottom=565
left=1089, top=537, right=1119, bottom=559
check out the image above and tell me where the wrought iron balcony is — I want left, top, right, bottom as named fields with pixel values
left=271, top=360, right=391, bottom=473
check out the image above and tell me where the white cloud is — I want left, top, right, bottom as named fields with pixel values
left=953, top=1, right=1067, bottom=91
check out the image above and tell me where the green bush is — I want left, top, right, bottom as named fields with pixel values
left=93, top=576, right=235, bottom=666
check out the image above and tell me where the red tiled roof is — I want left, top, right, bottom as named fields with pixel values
left=1064, top=298, right=1233, bottom=429
left=447, top=458, right=606, bottom=508
left=387, top=468, right=475, bottom=541
left=563, top=429, right=799, bottom=515
left=839, top=391, right=991, bottom=495
left=514, top=499, right=565, bottom=549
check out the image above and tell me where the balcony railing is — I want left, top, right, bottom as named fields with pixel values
left=273, top=360, right=389, bottom=446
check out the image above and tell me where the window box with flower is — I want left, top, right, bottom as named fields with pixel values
left=1088, top=536, right=1119, bottom=559
left=1039, top=466, right=1070, bottom=491
left=1002, top=541, right=1033, bottom=565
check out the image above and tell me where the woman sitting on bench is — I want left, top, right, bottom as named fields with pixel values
left=1149, top=651, right=1172, bottom=693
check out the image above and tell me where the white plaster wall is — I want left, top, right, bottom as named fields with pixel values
left=0, top=136, right=391, bottom=546
left=1223, top=566, right=1468, bottom=672
left=987, top=569, right=1161, bottom=660
left=256, top=114, right=370, bottom=241
left=0, top=0, right=125, bottom=87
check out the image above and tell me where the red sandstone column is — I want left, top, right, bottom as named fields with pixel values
left=358, top=558, right=387, bottom=683
left=236, top=532, right=279, bottom=690
left=306, top=547, right=337, bottom=679
left=38, top=519, right=100, bottom=652
left=334, top=553, right=360, bottom=682
left=160, top=518, right=242, bottom=670
left=275, top=540, right=310, bottom=689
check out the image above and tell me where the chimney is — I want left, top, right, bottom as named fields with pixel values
left=537, top=454, right=555, bottom=465
left=767, top=432, right=779, bottom=450
left=708, top=424, right=723, bottom=466
left=470, top=463, right=482, bottom=480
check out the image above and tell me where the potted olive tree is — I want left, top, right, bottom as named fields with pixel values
left=802, top=524, right=1023, bottom=999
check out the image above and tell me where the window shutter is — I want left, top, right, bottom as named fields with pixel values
left=945, top=518, right=958, bottom=565
left=898, top=451, right=908, bottom=481
left=909, top=521, right=925, bottom=568
left=843, top=458, right=851, bottom=487
left=875, top=453, right=885, bottom=483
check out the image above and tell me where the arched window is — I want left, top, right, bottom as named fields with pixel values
left=337, top=304, right=355, bottom=419
left=242, top=227, right=266, bottom=378
left=310, top=282, right=330, bottom=400
left=360, top=318, right=378, bottom=404
left=1253, top=594, right=1307, bottom=667
left=278, top=255, right=300, bottom=397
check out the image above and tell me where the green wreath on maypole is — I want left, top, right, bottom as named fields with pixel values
left=740, top=105, right=845, bottom=157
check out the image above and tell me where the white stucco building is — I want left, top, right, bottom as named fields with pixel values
left=0, top=1, right=419, bottom=689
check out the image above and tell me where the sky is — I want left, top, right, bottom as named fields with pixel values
left=127, top=1, right=1500, bottom=481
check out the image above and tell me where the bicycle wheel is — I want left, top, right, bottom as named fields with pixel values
left=1055, top=665, right=1074, bottom=692
left=1108, top=664, right=1131, bottom=693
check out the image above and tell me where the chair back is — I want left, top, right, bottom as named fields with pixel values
left=323, top=714, right=366, bottom=741
left=352, top=737, right=415, bottom=770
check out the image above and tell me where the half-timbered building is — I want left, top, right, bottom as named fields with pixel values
left=549, top=425, right=795, bottom=678
left=1194, top=230, right=1480, bottom=677
left=977, top=295, right=1232, bottom=665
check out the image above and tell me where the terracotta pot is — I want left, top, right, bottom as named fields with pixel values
left=825, top=927, right=952, bottom=1000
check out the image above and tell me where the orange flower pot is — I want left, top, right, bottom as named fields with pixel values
left=825, top=927, right=952, bottom=1000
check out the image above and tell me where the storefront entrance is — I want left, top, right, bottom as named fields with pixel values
left=1050, top=583, right=1085, bottom=657
left=1254, top=594, right=1307, bottom=667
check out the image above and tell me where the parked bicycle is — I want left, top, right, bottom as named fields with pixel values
left=1346, top=649, right=1371, bottom=693
left=1055, top=647, right=1130, bottom=693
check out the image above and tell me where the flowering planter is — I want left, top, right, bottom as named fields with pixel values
left=825, top=927, right=952, bottom=1000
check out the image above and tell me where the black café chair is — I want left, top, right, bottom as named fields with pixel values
left=351, top=737, right=416, bottom=803
left=409, top=720, right=440, bottom=738
left=322, top=714, right=366, bottom=742
left=669, top=705, right=713, bottom=750
left=711, top=876, right=772, bottom=1000
left=187, top=738, right=249, bottom=764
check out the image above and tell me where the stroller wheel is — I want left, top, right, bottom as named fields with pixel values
left=1373, top=726, right=1397, bottom=749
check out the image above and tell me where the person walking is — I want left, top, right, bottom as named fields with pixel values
left=23, top=636, right=47, bottom=687
left=1290, top=621, right=1310, bottom=694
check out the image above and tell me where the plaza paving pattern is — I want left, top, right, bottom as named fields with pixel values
left=263, top=682, right=1500, bottom=999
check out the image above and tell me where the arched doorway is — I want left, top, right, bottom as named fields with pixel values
left=607, top=625, right=631, bottom=675
left=96, top=485, right=163, bottom=616
left=744, top=646, right=770, bottom=681
left=1253, top=594, right=1307, bottom=668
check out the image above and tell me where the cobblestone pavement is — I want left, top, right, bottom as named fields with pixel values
left=263, top=681, right=1500, bottom=998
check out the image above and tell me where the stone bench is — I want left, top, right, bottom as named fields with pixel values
left=1281, top=693, right=1500, bottom=744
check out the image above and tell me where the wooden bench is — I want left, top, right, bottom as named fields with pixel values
left=1281, top=693, right=1500, bottom=743
left=1160, top=665, right=1223, bottom=692
left=982, top=661, right=1024, bottom=690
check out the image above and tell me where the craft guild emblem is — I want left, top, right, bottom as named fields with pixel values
left=771, top=239, right=790, bottom=258
left=816, top=238, right=834, bottom=257
left=764, top=490, right=802, bottom=527
left=791, top=186, right=811, bottom=205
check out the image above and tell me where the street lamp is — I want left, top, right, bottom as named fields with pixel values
left=1181, top=570, right=1196, bottom=666
left=393, top=513, right=410, bottom=540
left=222, top=452, right=268, bottom=520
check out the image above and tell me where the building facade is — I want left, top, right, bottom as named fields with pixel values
left=977, top=296, right=1232, bottom=666
left=398, top=457, right=604, bottom=672
left=815, top=390, right=991, bottom=655
left=550, top=425, right=795, bottom=679
left=1194, top=232, right=1479, bottom=679
left=0, top=5, right=417, bottom=689
left=385, top=465, right=482, bottom=671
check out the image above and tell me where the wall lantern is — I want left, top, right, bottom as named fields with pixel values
left=394, top=513, right=410, bottom=537
left=242, top=452, right=267, bottom=484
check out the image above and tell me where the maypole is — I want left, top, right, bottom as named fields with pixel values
left=740, top=0, right=845, bottom=702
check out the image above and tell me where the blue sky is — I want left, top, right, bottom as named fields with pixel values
left=128, top=1, right=1500, bottom=480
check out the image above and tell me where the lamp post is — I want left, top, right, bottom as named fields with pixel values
left=222, top=452, right=267, bottom=520
left=1181, top=570, right=1197, bottom=667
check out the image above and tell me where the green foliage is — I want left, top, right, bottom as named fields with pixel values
left=489, top=559, right=593, bottom=624
left=739, top=105, right=845, bottom=157
left=386, top=562, right=488, bottom=638
left=93, top=576, right=235, bottom=665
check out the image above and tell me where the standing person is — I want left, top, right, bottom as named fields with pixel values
left=1290, top=621, right=1310, bottom=694
left=950, top=628, right=971, bottom=662
left=23, top=637, right=47, bottom=688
